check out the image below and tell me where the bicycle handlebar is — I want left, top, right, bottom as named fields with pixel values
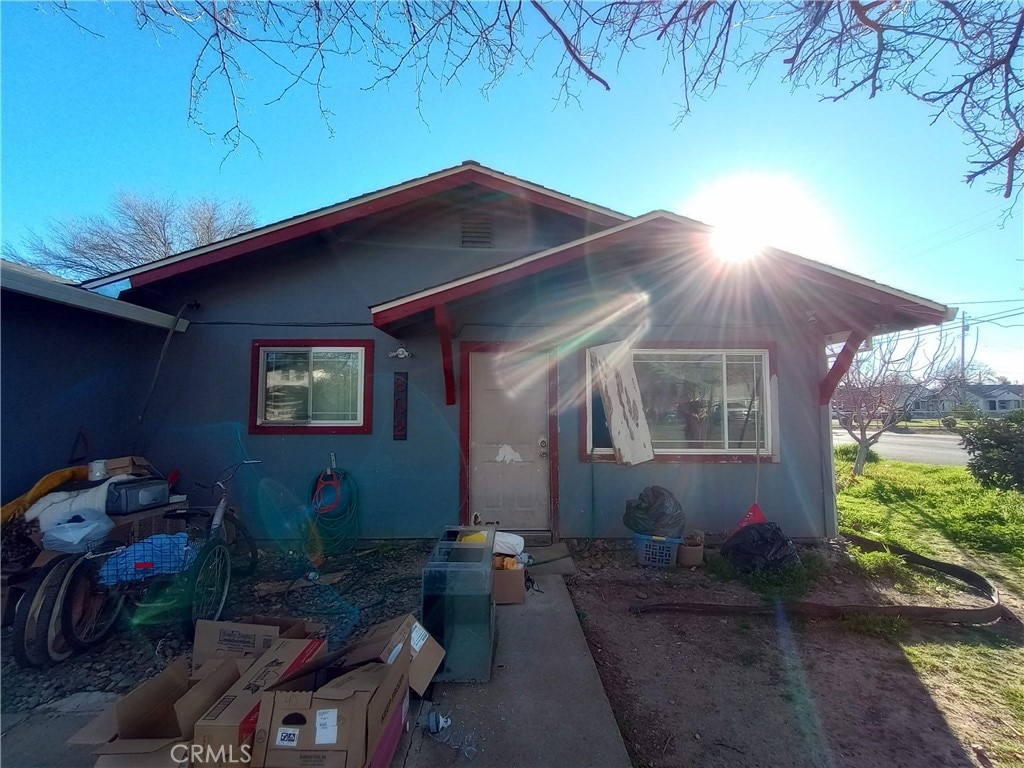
left=195, top=459, right=263, bottom=492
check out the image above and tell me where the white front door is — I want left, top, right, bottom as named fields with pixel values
left=469, top=348, right=550, bottom=530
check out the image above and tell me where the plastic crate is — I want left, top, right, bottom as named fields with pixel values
left=633, top=534, right=682, bottom=567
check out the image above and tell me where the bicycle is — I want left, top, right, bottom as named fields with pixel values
left=59, top=459, right=262, bottom=652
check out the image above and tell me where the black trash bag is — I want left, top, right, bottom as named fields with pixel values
left=721, top=522, right=801, bottom=574
left=623, top=486, right=686, bottom=538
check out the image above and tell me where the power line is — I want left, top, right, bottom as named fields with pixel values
left=948, top=298, right=1024, bottom=305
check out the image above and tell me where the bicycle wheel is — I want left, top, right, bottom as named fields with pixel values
left=182, top=539, right=231, bottom=637
left=61, top=556, right=125, bottom=650
left=37, top=557, right=79, bottom=664
left=12, top=555, right=72, bottom=667
left=207, top=509, right=258, bottom=578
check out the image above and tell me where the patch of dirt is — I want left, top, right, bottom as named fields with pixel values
left=566, top=543, right=1021, bottom=768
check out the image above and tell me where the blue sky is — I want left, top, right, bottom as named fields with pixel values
left=2, top=2, right=1022, bottom=381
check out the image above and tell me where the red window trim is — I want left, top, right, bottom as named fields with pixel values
left=249, top=339, right=374, bottom=435
left=578, top=341, right=779, bottom=463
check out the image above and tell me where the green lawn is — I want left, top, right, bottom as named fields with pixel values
left=836, top=457, right=1024, bottom=767
left=836, top=459, right=1024, bottom=569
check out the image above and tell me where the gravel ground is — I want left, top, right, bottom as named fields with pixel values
left=1, top=540, right=433, bottom=714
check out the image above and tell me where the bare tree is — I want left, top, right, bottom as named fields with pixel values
left=833, top=328, right=959, bottom=475
left=51, top=1, right=1024, bottom=199
left=4, top=192, right=256, bottom=281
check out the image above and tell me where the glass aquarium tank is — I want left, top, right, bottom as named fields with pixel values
left=422, top=526, right=496, bottom=682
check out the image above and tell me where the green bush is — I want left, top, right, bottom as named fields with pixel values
left=834, top=443, right=879, bottom=464
left=958, top=410, right=1024, bottom=493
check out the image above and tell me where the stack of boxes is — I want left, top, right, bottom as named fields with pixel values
left=69, top=614, right=444, bottom=768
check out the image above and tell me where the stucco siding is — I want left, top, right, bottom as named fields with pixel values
left=0, top=292, right=165, bottom=502
left=94, top=194, right=834, bottom=541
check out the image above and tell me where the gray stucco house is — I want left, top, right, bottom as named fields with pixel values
left=2, top=162, right=955, bottom=541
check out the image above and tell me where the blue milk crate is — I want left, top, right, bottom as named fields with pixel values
left=633, top=533, right=682, bottom=567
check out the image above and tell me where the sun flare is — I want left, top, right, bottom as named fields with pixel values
left=680, top=172, right=848, bottom=267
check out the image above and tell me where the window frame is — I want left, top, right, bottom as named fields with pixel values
left=249, top=339, right=373, bottom=435
left=579, top=342, right=777, bottom=463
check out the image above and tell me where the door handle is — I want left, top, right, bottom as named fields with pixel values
left=538, top=436, right=548, bottom=458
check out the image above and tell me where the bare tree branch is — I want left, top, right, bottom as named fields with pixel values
left=3, top=191, right=257, bottom=281
left=90, top=1, right=1023, bottom=198
left=833, top=327, right=961, bottom=474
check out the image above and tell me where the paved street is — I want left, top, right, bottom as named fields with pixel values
left=832, top=429, right=967, bottom=466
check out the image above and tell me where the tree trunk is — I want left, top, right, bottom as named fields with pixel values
left=852, top=441, right=871, bottom=476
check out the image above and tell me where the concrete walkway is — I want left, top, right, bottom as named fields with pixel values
left=397, top=573, right=630, bottom=768
left=2, top=563, right=629, bottom=768
left=2, top=692, right=117, bottom=768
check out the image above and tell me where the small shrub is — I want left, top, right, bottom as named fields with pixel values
left=834, top=444, right=879, bottom=464
left=958, top=410, right=1024, bottom=493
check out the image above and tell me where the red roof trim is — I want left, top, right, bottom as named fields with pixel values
left=123, top=166, right=625, bottom=289
left=373, top=221, right=655, bottom=329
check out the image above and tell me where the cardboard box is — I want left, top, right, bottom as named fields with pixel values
left=69, top=656, right=241, bottom=768
left=105, top=456, right=153, bottom=476
left=253, top=652, right=409, bottom=768
left=492, top=563, right=526, bottom=605
left=339, top=614, right=444, bottom=696
left=366, top=690, right=409, bottom=768
left=194, top=638, right=326, bottom=767
left=193, top=616, right=322, bottom=673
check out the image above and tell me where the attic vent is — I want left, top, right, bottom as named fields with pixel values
left=461, top=216, right=494, bottom=248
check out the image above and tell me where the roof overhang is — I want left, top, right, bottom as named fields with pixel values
left=2, top=266, right=189, bottom=332
left=80, top=161, right=629, bottom=293
left=371, top=211, right=956, bottom=336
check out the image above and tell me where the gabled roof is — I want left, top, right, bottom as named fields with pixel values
left=80, top=161, right=629, bottom=292
left=370, top=210, right=956, bottom=336
left=1, top=260, right=188, bottom=331
left=965, top=383, right=1023, bottom=397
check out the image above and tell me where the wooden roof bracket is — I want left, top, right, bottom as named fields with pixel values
left=435, top=304, right=456, bottom=405
left=819, top=328, right=869, bottom=406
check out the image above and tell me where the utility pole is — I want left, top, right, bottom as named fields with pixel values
left=960, top=313, right=967, bottom=380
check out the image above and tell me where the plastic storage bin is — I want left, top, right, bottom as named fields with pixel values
left=422, top=526, right=496, bottom=682
left=633, top=534, right=682, bottom=567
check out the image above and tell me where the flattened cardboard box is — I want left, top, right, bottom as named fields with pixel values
left=193, top=616, right=323, bottom=673
left=194, top=638, right=326, bottom=767
left=69, top=656, right=241, bottom=768
left=253, top=652, right=409, bottom=768
left=339, top=614, right=444, bottom=695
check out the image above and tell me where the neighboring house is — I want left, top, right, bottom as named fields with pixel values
left=963, top=383, right=1024, bottom=414
left=912, top=382, right=1023, bottom=418
left=3, top=162, right=955, bottom=541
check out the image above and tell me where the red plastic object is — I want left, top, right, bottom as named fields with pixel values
left=732, top=503, right=767, bottom=535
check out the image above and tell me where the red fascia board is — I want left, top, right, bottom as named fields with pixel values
left=130, top=168, right=621, bottom=289
left=776, top=258, right=947, bottom=327
left=373, top=223, right=656, bottom=329
left=435, top=305, right=456, bottom=406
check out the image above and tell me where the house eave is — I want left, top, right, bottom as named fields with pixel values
left=80, top=161, right=630, bottom=292
left=2, top=268, right=188, bottom=332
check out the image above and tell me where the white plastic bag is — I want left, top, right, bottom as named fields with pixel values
left=42, top=516, right=115, bottom=554
left=494, top=531, right=525, bottom=557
